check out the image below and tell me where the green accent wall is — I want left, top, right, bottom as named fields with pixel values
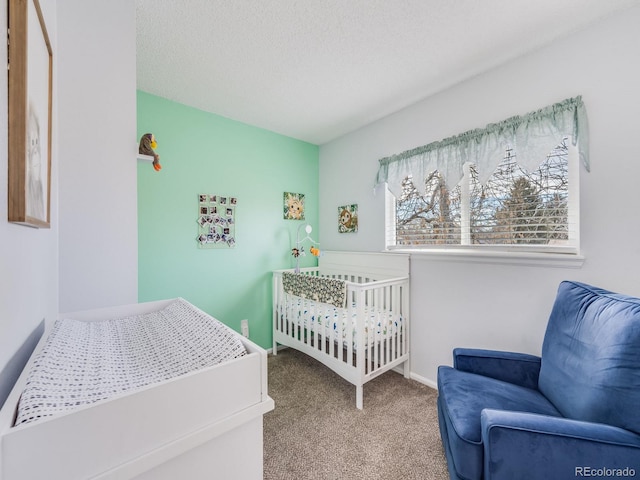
left=137, top=91, right=319, bottom=348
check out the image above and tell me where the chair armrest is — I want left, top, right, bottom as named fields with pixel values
left=453, top=348, right=541, bottom=389
left=481, top=409, right=640, bottom=480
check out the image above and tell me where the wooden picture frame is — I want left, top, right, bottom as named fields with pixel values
left=8, top=0, right=53, bottom=228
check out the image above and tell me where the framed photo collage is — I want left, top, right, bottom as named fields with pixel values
left=197, top=194, right=237, bottom=248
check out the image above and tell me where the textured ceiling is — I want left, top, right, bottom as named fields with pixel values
left=136, top=0, right=639, bottom=145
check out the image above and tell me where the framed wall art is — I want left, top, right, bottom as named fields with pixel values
left=284, top=192, right=305, bottom=220
left=8, top=0, right=53, bottom=228
left=338, top=204, right=358, bottom=233
left=197, top=194, right=237, bottom=248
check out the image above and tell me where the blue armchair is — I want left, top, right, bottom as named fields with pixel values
left=437, top=281, right=640, bottom=480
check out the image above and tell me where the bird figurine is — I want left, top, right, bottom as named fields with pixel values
left=139, top=133, right=162, bottom=171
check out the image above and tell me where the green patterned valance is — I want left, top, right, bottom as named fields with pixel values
left=375, top=96, right=589, bottom=197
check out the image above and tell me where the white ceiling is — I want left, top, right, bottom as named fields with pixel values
left=136, top=0, right=639, bottom=145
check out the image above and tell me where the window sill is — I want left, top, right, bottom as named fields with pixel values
left=387, top=248, right=585, bottom=269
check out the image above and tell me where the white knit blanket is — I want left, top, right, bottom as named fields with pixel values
left=15, top=298, right=247, bottom=426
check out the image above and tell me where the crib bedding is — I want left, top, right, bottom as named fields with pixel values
left=282, top=271, right=348, bottom=307
left=15, top=298, right=247, bottom=426
left=282, top=296, right=403, bottom=348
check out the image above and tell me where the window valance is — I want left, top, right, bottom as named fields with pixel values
left=375, top=96, right=589, bottom=198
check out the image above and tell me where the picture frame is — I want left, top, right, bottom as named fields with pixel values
left=197, top=193, right=237, bottom=248
left=338, top=204, right=358, bottom=233
left=8, top=0, right=53, bottom=228
left=284, top=192, right=305, bottom=220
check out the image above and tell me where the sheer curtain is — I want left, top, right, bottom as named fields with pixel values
left=374, top=96, right=589, bottom=198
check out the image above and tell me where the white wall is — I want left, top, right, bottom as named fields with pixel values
left=319, top=6, right=640, bottom=386
left=57, top=0, right=138, bottom=312
left=0, top=1, right=59, bottom=379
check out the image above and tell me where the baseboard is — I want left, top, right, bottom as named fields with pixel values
left=390, top=365, right=437, bottom=390
left=409, top=372, right=438, bottom=390
left=266, top=345, right=289, bottom=355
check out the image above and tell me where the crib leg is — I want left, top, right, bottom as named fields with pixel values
left=356, top=385, right=363, bottom=410
left=403, top=358, right=411, bottom=379
left=272, top=340, right=278, bottom=355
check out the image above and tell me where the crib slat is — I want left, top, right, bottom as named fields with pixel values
left=392, top=284, right=398, bottom=361
left=385, top=285, right=390, bottom=365
left=374, top=287, right=380, bottom=374
left=292, top=295, right=296, bottom=340
left=294, top=296, right=301, bottom=342
left=286, top=293, right=291, bottom=339
left=272, top=274, right=279, bottom=353
left=383, top=285, right=389, bottom=365
left=355, top=287, right=365, bottom=376
left=308, top=298, right=314, bottom=346
left=390, top=285, right=397, bottom=363
left=310, top=296, right=315, bottom=349
left=316, top=298, right=320, bottom=349
left=330, top=287, right=336, bottom=359
left=387, top=284, right=393, bottom=361
left=348, top=288, right=354, bottom=364
left=369, top=288, right=373, bottom=374
left=402, top=283, right=407, bottom=356
left=397, top=284, right=409, bottom=355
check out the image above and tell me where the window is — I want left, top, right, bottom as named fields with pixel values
left=386, top=139, right=580, bottom=254
left=376, top=96, right=587, bottom=261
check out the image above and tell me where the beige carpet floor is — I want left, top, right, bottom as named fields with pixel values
left=264, top=348, right=450, bottom=480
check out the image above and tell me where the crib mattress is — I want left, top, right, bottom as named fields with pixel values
left=15, top=298, right=247, bottom=426
left=281, top=297, right=403, bottom=348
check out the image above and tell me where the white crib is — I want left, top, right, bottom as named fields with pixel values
left=273, top=251, right=410, bottom=409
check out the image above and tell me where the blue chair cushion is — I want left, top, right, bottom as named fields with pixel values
left=539, top=281, right=640, bottom=434
left=438, top=366, right=561, bottom=480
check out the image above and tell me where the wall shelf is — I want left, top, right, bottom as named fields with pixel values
left=137, top=153, right=154, bottom=163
